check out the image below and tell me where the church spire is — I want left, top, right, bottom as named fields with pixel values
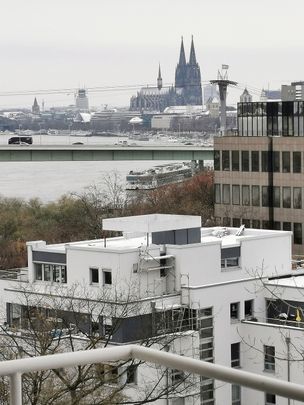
left=189, top=35, right=197, bottom=65
left=178, top=36, right=186, bottom=65
left=157, top=64, right=162, bottom=90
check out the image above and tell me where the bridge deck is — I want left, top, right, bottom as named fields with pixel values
left=0, top=145, right=214, bottom=162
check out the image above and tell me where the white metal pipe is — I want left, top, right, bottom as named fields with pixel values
left=9, top=373, right=22, bottom=405
left=0, top=345, right=304, bottom=403
left=131, top=345, right=304, bottom=402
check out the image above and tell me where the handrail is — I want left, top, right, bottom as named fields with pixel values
left=2, top=345, right=304, bottom=404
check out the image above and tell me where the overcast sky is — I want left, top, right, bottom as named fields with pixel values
left=1, top=0, right=304, bottom=109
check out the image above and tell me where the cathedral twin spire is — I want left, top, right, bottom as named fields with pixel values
left=178, top=35, right=197, bottom=66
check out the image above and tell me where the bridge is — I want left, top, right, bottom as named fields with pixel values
left=0, top=145, right=213, bottom=162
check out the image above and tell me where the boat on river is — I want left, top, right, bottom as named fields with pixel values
left=126, top=162, right=194, bottom=191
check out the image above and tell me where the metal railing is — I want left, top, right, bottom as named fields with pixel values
left=2, top=345, right=304, bottom=405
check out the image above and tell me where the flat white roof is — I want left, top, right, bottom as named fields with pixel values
left=102, top=214, right=201, bottom=233
left=267, top=275, right=304, bottom=289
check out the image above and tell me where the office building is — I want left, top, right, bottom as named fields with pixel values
left=214, top=87, right=304, bottom=254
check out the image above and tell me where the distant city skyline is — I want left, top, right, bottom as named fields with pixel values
left=1, top=0, right=304, bottom=109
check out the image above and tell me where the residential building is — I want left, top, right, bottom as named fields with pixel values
left=1, top=214, right=304, bottom=404
left=214, top=89, right=304, bottom=254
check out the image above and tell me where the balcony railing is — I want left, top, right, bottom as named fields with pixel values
left=0, top=268, right=28, bottom=281
left=243, top=316, right=304, bottom=329
left=3, top=345, right=304, bottom=405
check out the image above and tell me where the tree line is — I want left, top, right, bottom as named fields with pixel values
left=0, top=170, right=214, bottom=269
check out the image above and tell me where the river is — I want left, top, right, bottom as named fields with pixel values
left=0, top=133, right=186, bottom=202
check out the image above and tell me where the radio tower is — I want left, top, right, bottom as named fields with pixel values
left=210, top=65, right=237, bottom=135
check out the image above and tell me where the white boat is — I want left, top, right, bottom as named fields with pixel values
left=126, top=162, right=194, bottom=191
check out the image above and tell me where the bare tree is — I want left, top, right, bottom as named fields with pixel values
left=0, top=282, right=199, bottom=404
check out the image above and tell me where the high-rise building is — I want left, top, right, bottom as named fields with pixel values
left=75, top=88, right=89, bottom=111
left=214, top=83, right=304, bottom=254
left=130, top=37, right=202, bottom=112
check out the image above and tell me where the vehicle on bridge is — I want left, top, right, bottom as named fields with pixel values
left=8, top=136, right=33, bottom=145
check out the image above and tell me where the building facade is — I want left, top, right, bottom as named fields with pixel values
left=130, top=37, right=202, bottom=112
left=1, top=214, right=304, bottom=404
left=75, top=88, right=89, bottom=111
left=214, top=98, right=304, bottom=254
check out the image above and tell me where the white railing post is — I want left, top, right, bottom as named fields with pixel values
left=9, top=373, right=22, bottom=405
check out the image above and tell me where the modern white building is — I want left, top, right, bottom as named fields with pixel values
left=0, top=214, right=304, bottom=404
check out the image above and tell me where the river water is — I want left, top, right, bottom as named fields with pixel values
left=0, top=134, right=183, bottom=202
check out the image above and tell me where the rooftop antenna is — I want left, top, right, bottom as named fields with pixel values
left=210, top=65, right=237, bottom=136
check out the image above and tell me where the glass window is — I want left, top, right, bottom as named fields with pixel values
left=215, top=184, right=221, bottom=204
left=243, top=219, right=251, bottom=228
left=242, top=185, right=250, bottom=206
left=273, top=187, right=280, bottom=208
left=231, top=343, right=240, bottom=367
left=126, top=365, right=137, bottom=384
left=103, top=270, right=112, bottom=285
left=232, top=385, right=241, bottom=405
left=90, top=267, right=99, bottom=284
left=230, top=302, right=240, bottom=321
left=262, top=151, right=270, bottom=172
left=201, top=381, right=214, bottom=402
left=223, top=217, right=231, bottom=226
left=266, top=393, right=276, bottom=404
left=262, top=221, right=270, bottom=229
left=283, top=222, right=291, bottom=231
left=251, top=151, right=259, bottom=172
left=233, top=218, right=241, bottom=227
left=273, top=222, right=281, bottom=230
left=252, top=220, right=260, bottom=228
left=199, top=340, right=214, bottom=362
left=35, top=264, right=43, bottom=281
left=293, top=151, right=301, bottom=173
left=293, top=187, right=302, bottom=209
left=232, top=151, right=240, bottom=171
left=283, top=187, right=291, bottom=208
left=282, top=151, right=291, bottom=173
left=44, top=264, right=51, bottom=282
left=61, top=266, right=67, bottom=283
left=264, top=345, right=275, bottom=371
left=214, top=150, right=220, bottom=171
left=245, top=300, right=253, bottom=318
left=262, top=186, right=269, bottom=207
left=232, top=185, right=240, bottom=205
left=273, top=151, right=280, bottom=172
left=294, top=223, right=302, bottom=245
left=252, top=185, right=260, bottom=206
left=223, top=184, right=231, bottom=204
left=222, top=150, right=230, bottom=171
left=241, top=151, right=249, bottom=171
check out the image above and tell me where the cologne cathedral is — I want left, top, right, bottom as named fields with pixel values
left=130, top=37, right=202, bottom=112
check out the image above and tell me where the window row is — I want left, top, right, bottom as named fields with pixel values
left=35, top=263, right=67, bottom=283
left=216, top=217, right=303, bottom=245
left=214, top=150, right=302, bottom=173
left=90, top=267, right=112, bottom=285
left=238, top=115, right=304, bottom=137
left=215, top=184, right=303, bottom=209
left=238, top=101, right=304, bottom=117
